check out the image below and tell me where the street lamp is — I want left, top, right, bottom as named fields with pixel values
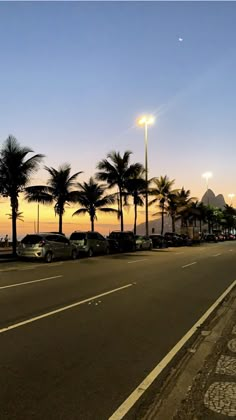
left=202, top=172, right=213, bottom=205
left=138, top=115, right=155, bottom=236
left=228, top=193, right=235, bottom=206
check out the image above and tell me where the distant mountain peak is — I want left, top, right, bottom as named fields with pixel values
left=201, top=189, right=226, bottom=209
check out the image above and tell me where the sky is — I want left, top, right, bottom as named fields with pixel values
left=0, top=1, right=236, bottom=237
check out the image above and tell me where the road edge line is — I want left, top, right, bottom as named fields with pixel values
left=109, top=279, right=236, bottom=420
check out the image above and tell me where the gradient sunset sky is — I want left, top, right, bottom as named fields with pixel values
left=0, top=1, right=236, bottom=237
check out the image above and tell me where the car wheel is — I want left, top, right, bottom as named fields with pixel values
left=45, top=252, right=53, bottom=263
left=88, top=248, right=93, bottom=257
left=71, top=249, right=77, bottom=260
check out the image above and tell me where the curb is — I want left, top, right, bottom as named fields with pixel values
left=139, top=288, right=236, bottom=420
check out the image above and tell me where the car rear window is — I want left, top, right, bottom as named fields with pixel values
left=70, top=232, right=86, bottom=240
left=21, top=235, right=42, bottom=244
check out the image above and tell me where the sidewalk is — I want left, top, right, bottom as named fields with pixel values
left=0, top=247, right=17, bottom=262
left=139, top=287, right=236, bottom=420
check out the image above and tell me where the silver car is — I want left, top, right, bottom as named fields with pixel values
left=17, top=233, right=77, bottom=263
left=70, top=231, right=109, bottom=257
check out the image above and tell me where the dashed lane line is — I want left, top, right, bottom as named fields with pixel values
left=182, top=262, right=197, bottom=269
left=0, top=275, right=63, bottom=290
left=128, top=259, right=147, bottom=264
left=0, top=283, right=133, bottom=334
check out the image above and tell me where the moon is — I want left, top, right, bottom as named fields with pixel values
left=178, top=37, right=183, bottom=42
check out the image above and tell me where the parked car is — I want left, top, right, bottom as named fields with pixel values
left=216, top=233, right=225, bottom=241
left=180, top=234, right=193, bottom=246
left=70, top=231, right=109, bottom=257
left=149, top=234, right=166, bottom=249
left=135, top=235, right=153, bottom=250
left=204, top=233, right=218, bottom=243
left=225, top=233, right=236, bottom=240
left=106, top=237, right=120, bottom=253
left=17, top=233, right=77, bottom=262
left=164, top=232, right=184, bottom=247
left=108, top=231, right=136, bottom=252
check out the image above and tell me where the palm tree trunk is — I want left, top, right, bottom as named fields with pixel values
left=91, top=216, right=94, bottom=232
left=11, top=196, right=17, bottom=256
left=119, top=188, right=124, bottom=231
left=59, top=211, right=63, bottom=234
left=171, top=215, right=175, bottom=233
left=134, top=203, right=137, bottom=235
left=161, top=208, right=164, bottom=235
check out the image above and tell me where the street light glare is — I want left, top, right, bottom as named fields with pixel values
left=202, top=171, right=212, bottom=180
left=138, top=115, right=155, bottom=126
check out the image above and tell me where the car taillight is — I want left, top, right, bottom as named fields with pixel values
left=38, top=240, right=46, bottom=247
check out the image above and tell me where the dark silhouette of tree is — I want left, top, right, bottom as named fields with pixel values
left=25, top=164, right=82, bottom=234
left=96, top=151, right=142, bottom=231
left=125, top=166, right=146, bottom=234
left=0, top=136, right=44, bottom=255
left=72, top=177, right=117, bottom=231
left=149, top=176, right=176, bottom=235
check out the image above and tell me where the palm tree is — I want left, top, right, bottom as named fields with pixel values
left=149, top=175, right=176, bottom=235
left=25, top=164, right=82, bottom=234
left=6, top=211, right=24, bottom=222
left=96, top=151, right=143, bottom=231
left=125, top=166, right=146, bottom=234
left=165, top=192, right=179, bottom=233
left=175, top=187, right=196, bottom=228
left=0, top=136, right=44, bottom=255
left=72, top=177, right=118, bottom=231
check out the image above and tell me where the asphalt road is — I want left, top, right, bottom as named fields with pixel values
left=1, top=241, right=236, bottom=420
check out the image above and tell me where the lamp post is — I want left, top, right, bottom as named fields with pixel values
left=202, top=172, right=213, bottom=205
left=228, top=193, right=235, bottom=207
left=138, top=115, right=155, bottom=236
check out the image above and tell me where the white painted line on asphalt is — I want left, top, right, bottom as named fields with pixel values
left=212, top=253, right=221, bottom=257
left=128, top=259, right=147, bottom=264
left=0, top=275, right=63, bottom=290
left=109, top=279, right=236, bottom=420
left=0, top=283, right=133, bottom=334
left=176, top=252, right=184, bottom=255
left=182, top=262, right=197, bottom=268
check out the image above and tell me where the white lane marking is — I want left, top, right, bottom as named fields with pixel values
left=182, top=262, right=197, bottom=268
left=176, top=252, right=184, bottom=255
left=0, top=275, right=63, bottom=290
left=109, top=279, right=236, bottom=420
left=0, top=261, right=64, bottom=272
left=128, top=259, right=147, bottom=264
left=0, top=283, right=133, bottom=334
left=212, top=253, right=221, bottom=257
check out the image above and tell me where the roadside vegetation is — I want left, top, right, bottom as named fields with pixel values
left=0, top=135, right=235, bottom=255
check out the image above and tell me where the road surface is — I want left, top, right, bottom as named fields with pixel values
left=0, top=241, right=236, bottom=419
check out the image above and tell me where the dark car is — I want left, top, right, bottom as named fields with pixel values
left=106, top=237, right=120, bottom=254
left=149, top=234, right=166, bottom=249
left=108, top=231, right=136, bottom=252
left=164, top=232, right=184, bottom=247
left=204, top=233, right=218, bottom=243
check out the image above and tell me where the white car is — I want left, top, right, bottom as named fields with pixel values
left=135, top=235, right=153, bottom=250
